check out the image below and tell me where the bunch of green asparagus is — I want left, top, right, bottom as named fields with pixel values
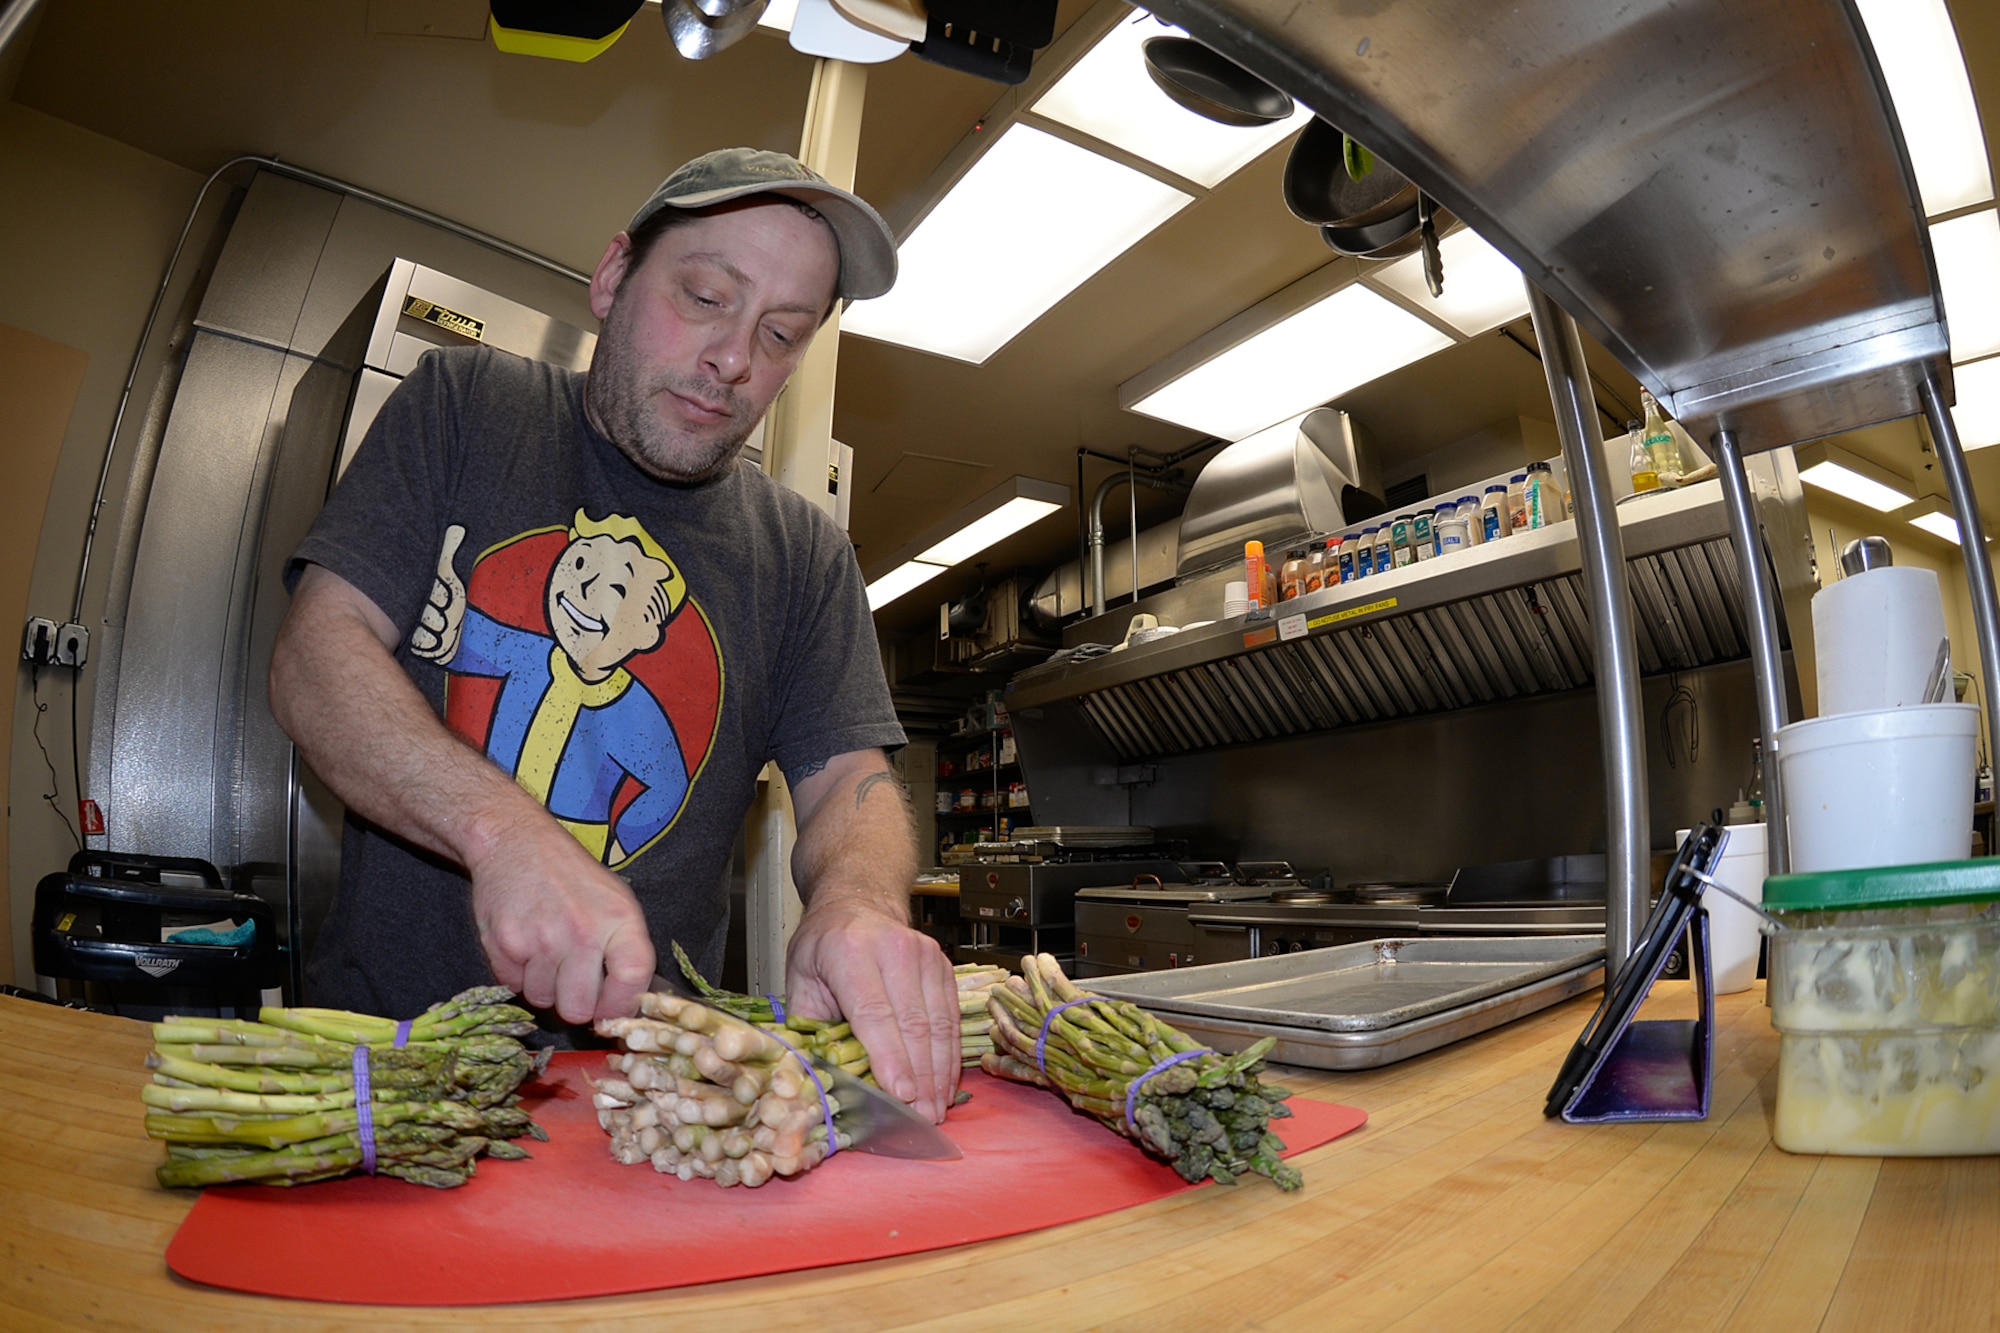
left=982, top=954, right=1303, bottom=1191
left=143, top=986, right=550, bottom=1189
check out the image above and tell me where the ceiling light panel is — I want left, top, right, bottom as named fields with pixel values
left=1130, top=284, right=1453, bottom=442
left=1372, top=229, right=1530, bottom=336
left=864, top=560, right=950, bottom=611
left=1852, top=0, right=1994, bottom=217
left=1949, top=356, right=2000, bottom=450
left=842, top=126, right=1193, bottom=364
left=1798, top=459, right=1914, bottom=513
left=1932, top=210, right=2000, bottom=364
left=1909, top=511, right=1962, bottom=545
left=916, top=496, right=1063, bottom=566
left=757, top=0, right=798, bottom=31
left=1030, top=14, right=1311, bottom=189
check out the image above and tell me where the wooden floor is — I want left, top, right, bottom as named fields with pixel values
left=3, top=983, right=1996, bottom=1331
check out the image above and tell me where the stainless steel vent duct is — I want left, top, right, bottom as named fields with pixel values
left=1174, top=409, right=1375, bottom=578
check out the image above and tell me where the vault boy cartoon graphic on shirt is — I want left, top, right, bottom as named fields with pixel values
left=411, top=511, right=722, bottom=870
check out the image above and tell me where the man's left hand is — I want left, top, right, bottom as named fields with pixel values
left=784, top=894, right=961, bottom=1123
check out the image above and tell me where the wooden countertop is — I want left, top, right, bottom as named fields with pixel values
left=4, top=984, right=1994, bottom=1331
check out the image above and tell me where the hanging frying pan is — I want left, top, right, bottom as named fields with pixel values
left=1283, top=116, right=1417, bottom=228
left=1140, top=36, right=1294, bottom=128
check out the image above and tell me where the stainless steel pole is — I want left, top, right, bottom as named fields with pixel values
left=1525, top=282, right=1649, bottom=973
left=1919, top=370, right=2000, bottom=779
left=1711, top=428, right=1790, bottom=875
left=0, top=0, right=45, bottom=62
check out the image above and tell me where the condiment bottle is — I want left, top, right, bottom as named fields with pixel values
left=1641, top=389, right=1681, bottom=487
left=1627, top=418, right=1658, bottom=493
left=1244, top=540, right=1268, bottom=610
left=1372, top=525, right=1393, bottom=575
left=1305, top=542, right=1327, bottom=592
left=1524, top=462, right=1560, bottom=529
left=1279, top=547, right=1307, bottom=601
left=1411, top=509, right=1437, bottom=561
left=1507, top=474, right=1529, bottom=532
left=1457, top=495, right=1484, bottom=545
left=1437, top=512, right=1470, bottom=554
left=1326, top=537, right=1345, bottom=586
left=1389, top=515, right=1415, bottom=567
left=1481, top=485, right=1509, bottom=542
left=1343, top=533, right=1364, bottom=581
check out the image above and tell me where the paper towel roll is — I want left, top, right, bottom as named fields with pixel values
left=1812, top=565, right=1947, bottom=716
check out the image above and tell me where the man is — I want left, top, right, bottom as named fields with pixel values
left=267, top=148, right=961, bottom=1121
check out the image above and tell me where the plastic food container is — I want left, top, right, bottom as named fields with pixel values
left=1764, top=859, right=2000, bottom=1156
left=1773, top=702, right=1977, bottom=872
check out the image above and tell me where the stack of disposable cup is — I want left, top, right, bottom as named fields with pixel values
left=1677, top=824, right=1767, bottom=993
left=1223, top=580, right=1250, bottom=617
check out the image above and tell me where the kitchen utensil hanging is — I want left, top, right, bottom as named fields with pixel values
left=1140, top=36, right=1294, bottom=127
left=1289, top=117, right=1447, bottom=293
left=662, top=0, right=767, bottom=58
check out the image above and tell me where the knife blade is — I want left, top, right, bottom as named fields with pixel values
left=814, top=1056, right=963, bottom=1161
left=677, top=997, right=963, bottom=1161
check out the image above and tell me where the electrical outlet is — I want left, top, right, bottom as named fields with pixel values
left=55, top=623, right=88, bottom=668
left=21, top=617, right=56, bottom=665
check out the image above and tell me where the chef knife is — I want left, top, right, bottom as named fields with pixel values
left=814, top=1055, right=963, bottom=1161
left=679, top=997, right=962, bottom=1160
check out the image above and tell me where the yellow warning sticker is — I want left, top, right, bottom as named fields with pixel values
left=55, top=911, right=75, bottom=933
left=1308, top=596, right=1398, bottom=630
left=403, top=294, right=486, bottom=342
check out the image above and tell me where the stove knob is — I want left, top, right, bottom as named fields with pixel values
left=1006, top=897, right=1026, bottom=918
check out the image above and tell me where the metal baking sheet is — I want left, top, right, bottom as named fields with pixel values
left=1080, top=935, right=1605, bottom=1033
left=1094, top=959, right=1604, bottom=1071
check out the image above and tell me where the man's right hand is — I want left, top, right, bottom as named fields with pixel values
left=461, top=816, right=657, bottom=1025
left=270, top=563, right=654, bottom=1028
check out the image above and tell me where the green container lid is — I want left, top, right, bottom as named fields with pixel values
left=1764, top=858, right=2000, bottom=913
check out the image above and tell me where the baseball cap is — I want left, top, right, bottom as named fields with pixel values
left=628, top=147, right=898, bottom=302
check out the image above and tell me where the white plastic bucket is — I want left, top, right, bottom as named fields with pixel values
left=1776, top=702, right=1979, bottom=873
left=1677, top=823, right=1767, bottom=994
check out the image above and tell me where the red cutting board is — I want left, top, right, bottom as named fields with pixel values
left=165, top=1053, right=1366, bottom=1305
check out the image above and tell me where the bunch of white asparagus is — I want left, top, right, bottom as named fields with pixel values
left=590, top=962, right=1006, bottom=1187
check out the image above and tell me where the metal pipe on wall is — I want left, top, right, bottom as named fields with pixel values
left=1711, top=428, right=1790, bottom=875
left=1918, top=370, right=2000, bottom=768
left=1524, top=282, right=1648, bottom=972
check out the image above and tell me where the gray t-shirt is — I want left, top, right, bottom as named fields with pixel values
left=287, top=345, right=904, bottom=1022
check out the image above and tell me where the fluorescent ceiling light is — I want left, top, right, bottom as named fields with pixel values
left=1372, top=229, right=1529, bottom=336
left=842, top=126, right=1192, bottom=364
left=864, top=560, right=950, bottom=611
left=1950, top=356, right=2000, bottom=449
left=1908, top=510, right=1962, bottom=545
left=1796, top=442, right=1916, bottom=512
left=865, top=476, right=1070, bottom=611
left=1031, top=15, right=1310, bottom=189
left=1896, top=496, right=1976, bottom=546
left=1932, top=210, right=2000, bottom=364
left=1853, top=0, right=1994, bottom=217
left=918, top=495, right=1063, bottom=565
left=1130, top=283, right=1453, bottom=441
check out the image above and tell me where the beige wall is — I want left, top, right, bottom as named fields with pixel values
left=1803, top=495, right=1992, bottom=769
left=0, top=98, right=203, bottom=984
